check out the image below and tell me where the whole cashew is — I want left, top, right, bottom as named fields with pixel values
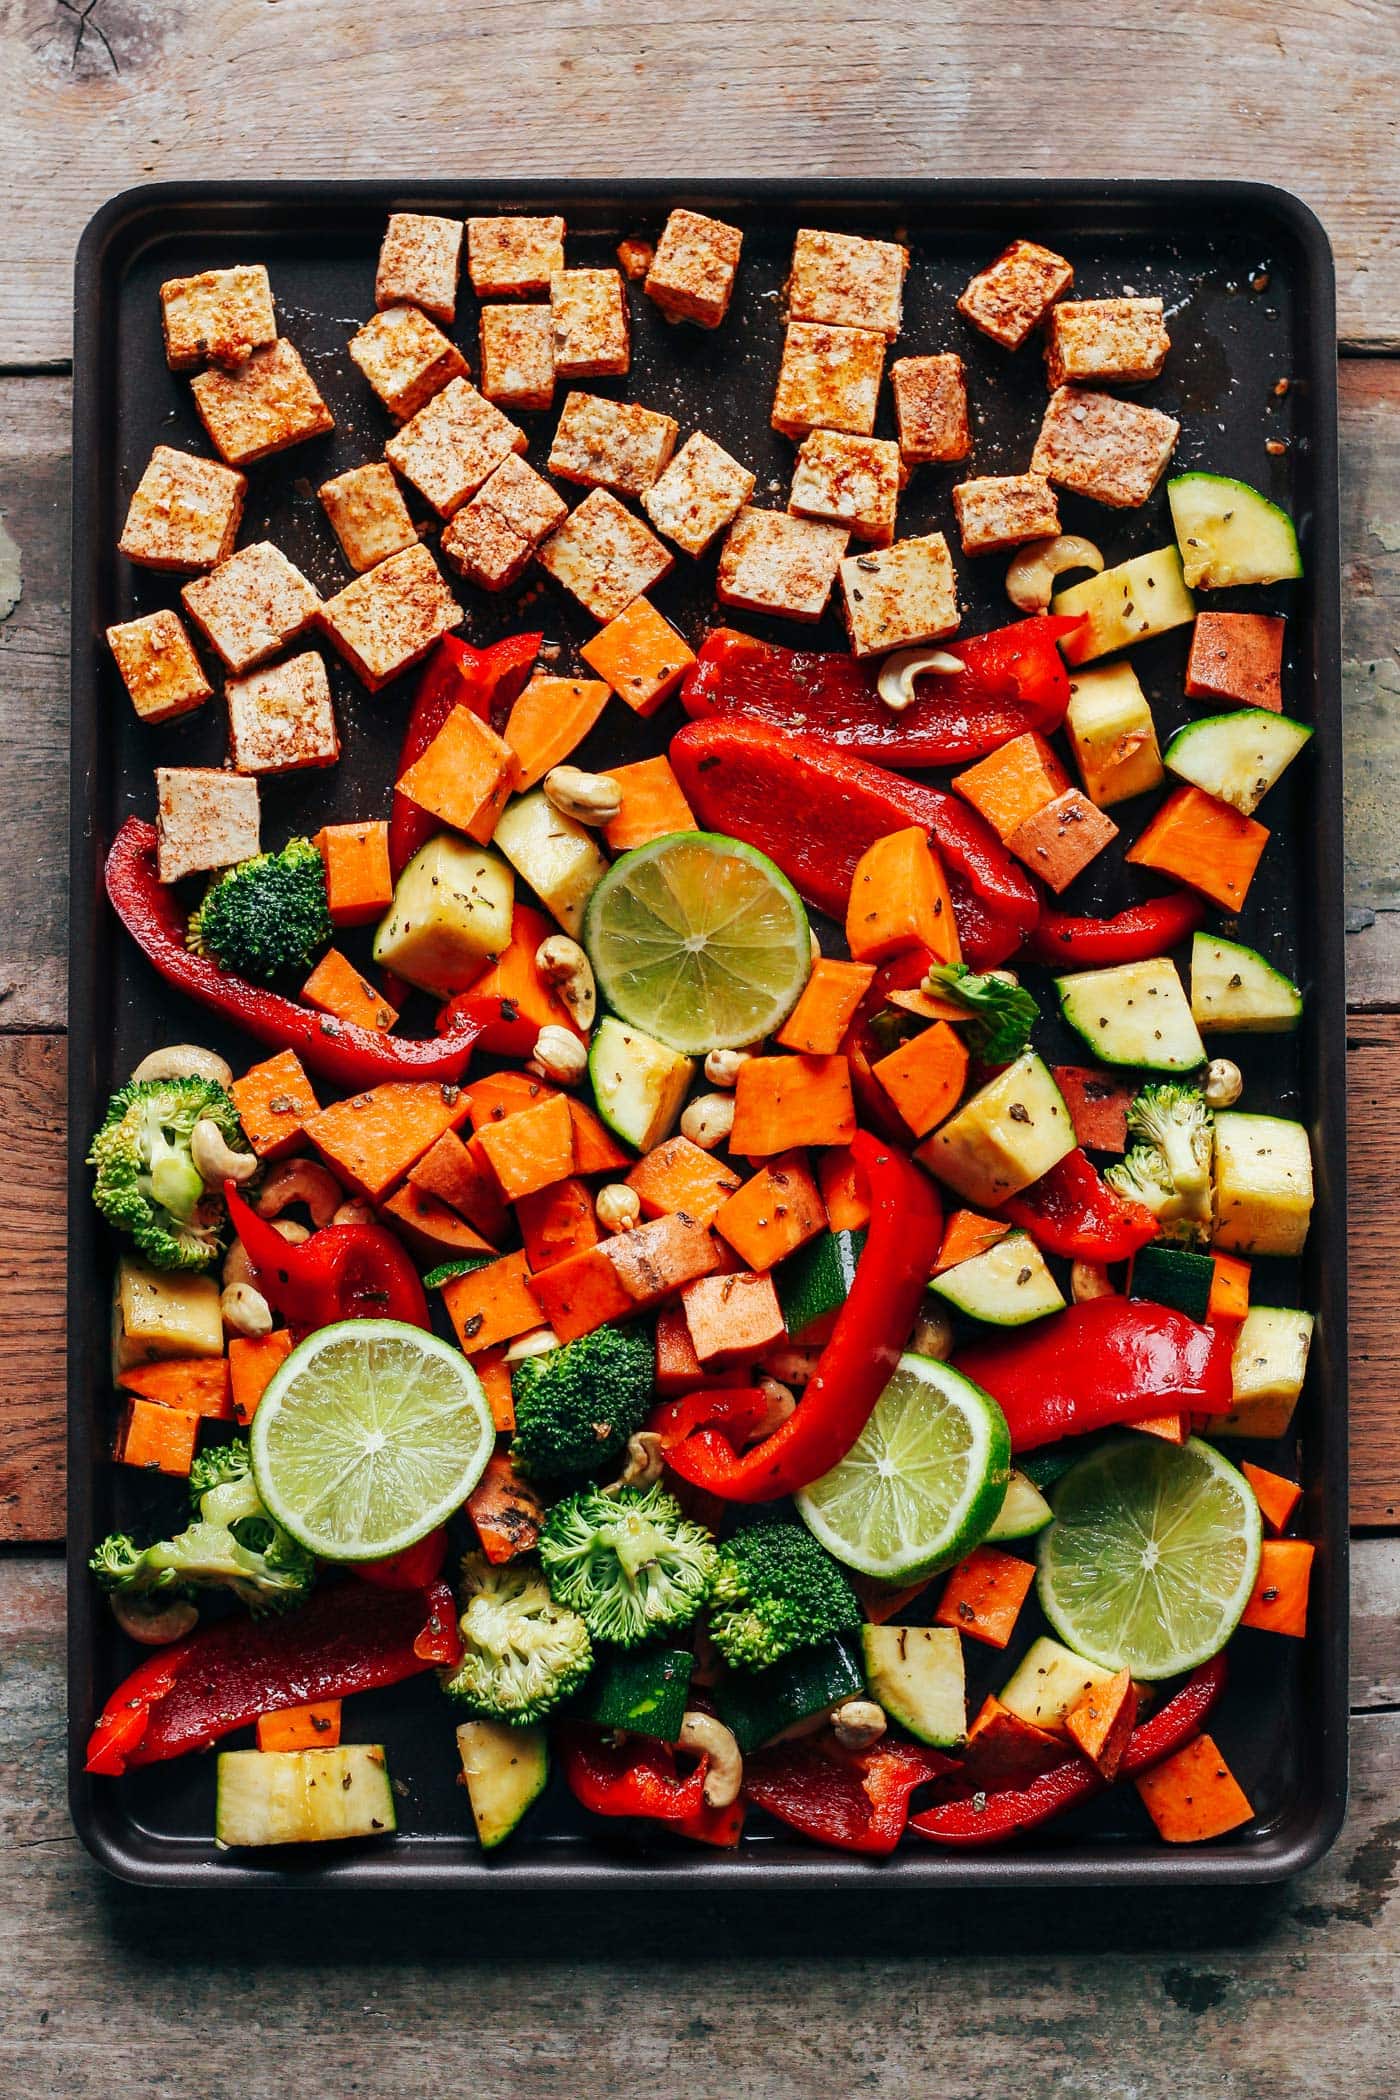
left=131, top=1044, right=234, bottom=1090
left=543, top=765, right=623, bottom=827
left=221, top=1282, right=273, bottom=1337
left=535, top=936, right=597, bottom=1031
left=111, top=1592, right=199, bottom=1646
left=877, top=647, right=966, bottom=713
left=191, top=1118, right=257, bottom=1189
left=224, top=1217, right=309, bottom=1288
left=602, top=1430, right=665, bottom=1494
left=596, top=1183, right=642, bottom=1233
left=256, top=1160, right=343, bottom=1230
left=678, top=1711, right=744, bottom=1808
left=1004, top=534, right=1104, bottom=612
left=832, top=1699, right=887, bottom=1751
left=332, top=1198, right=375, bottom=1226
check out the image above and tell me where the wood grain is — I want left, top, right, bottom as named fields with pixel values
left=0, top=1038, right=66, bottom=1540
left=1346, top=1015, right=1400, bottom=1523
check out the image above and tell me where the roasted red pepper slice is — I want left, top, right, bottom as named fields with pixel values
left=671, top=720, right=1039, bottom=969
left=436, top=987, right=545, bottom=1063
left=354, top=1527, right=450, bottom=1592
left=389, top=633, right=540, bottom=879
left=84, top=1637, right=201, bottom=1777
left=650, top=1388, right=772, bottom=1451
left=682, top=617, right=1080, bottom=766
left=559, top=1724, right=709, bottom=1822
left=744, top=1735, right=956, bottom=1854
left=1025, top=891, right=1205, bottom=969
left=225, top=1186, right=430, bottom=1332
left=955, top=1299, right=1235, bottom=1454
left=663, top=1133, right=942, bottom=1502
left=995, top=1149, right=1160, bottom=1262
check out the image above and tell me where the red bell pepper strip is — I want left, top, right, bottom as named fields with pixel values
left=650, top=1387, right=773, bottom=1451
left=224, top=1185, right=430, bottom=1332
left=389, top=633, right=540, bottom=879
left=1025, top=890, right=1205, bottom=969
left=106, top=819, right=484, bottom=1092
left=671, top=720, right=1039, bottom=969
left=682, top=617, right=1080, bottom=766
left=995, top=1149, right=1160, bottom=1262
left=354, top=1527, right=449, bottom=1592
left=559, top=1724, right=709, bottom=1822
left=663, top=1132, right=943, bottom=1502
left=744, top=1735, right=956, bottom=1855
left=909, top=1655, right=1227, bottom=1848
left=955, top=1298, right=1235, bottom=1454
left=86, top=1581, right=456, bottom=1774
left=841, top=947, right=947, bottom=1145
left=435, top=987, right=546, bottom=1063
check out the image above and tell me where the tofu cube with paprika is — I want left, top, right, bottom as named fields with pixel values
left=952, top=473, right=1060, bottom=556
left=581, top=597, right=696, bottom=715
left=385, top=376, right=527, bottom=518
left=318, top=462, right=419, bottom=574
left=348, top=305, right=469, bottom=421
left=395, top=703, right=516, bottom=844
left=467, top=215, right=566, bottom=298
left=549, top=392, right=680, bottom=497
left=890, top=354, right=972, bottom=465
left=1044, top=297, right=1170, bottom=388
left=472, top=453, right=569, bottom=546
left=683, top=1270, right=787, bottom=1364
left=644, top=209, right=744, bottom=328
left=440, top=504, right=534, bottom=592
left=1008, top=787, right=1119, bottom=892
left=788, top=227, right=907, bottom=340
left=1185, top=612, right=1286, bottom=712
left=118, top=445, right=247, bottom=573
left=181, top=541, right=321, bottom=673
left=839, top=532, right=959, bottom=658
left=789, top=430, right=901, bottom=545
left=1031, top=386, right=1180, bottom=509
left=319, top=542, right=463, bottom=690
left=921, top=1051, right=1075, bottom=1206
left=535, top=490, right=674, bottom=622
left=771, top=321, right=886, bottom=440
left=1212, top=1113, right=1314, bottom=1258
left=478, top=304, right=556, bottom=411
left=1065, top=661, right=1164, bottom=806
left=716, top=508, right=849, bottom=624
left=550, top=268, right=630, bottom=377
left=160, top=264, right=277, bottom=371
left=957, top=240, right=1074, bottom=350
left=316, top=820, right=393, bottom=927
left=375, top=212, right=464, bottom=323
left=154, top=765, right=260, bottom=884
left=190, top=340, right=335, bottom=466
left=226, top=651, right=340, bottom=776
left=642, top=431, right=756, bottom=556
left=106, top=610, right=213, bottom=725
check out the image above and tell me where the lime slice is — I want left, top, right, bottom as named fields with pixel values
left=795, top=1354, right=1012, bottom=1582
left=250, top=1320, right=494, bottom=1562
left=583, top=830, right=812, bottom=1054
left=1036, top=1436, right=1262, bottom=1680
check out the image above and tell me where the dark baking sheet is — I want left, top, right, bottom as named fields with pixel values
left=68, top=180, right=1346, bottom=1890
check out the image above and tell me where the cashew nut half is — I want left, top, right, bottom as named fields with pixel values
left=543, top=765, right=623, bottom=827
left=504, top=1326, right=560, bottom=1364
left=190, top=1117, right=257, bottom=1189
left=221, top=1281, right=273, bottom=1337
left=1204, top=1058, right=1243, bottom=1109
left=678, top=1711, right=744, bottom=1808
left=256, top=1159, right=343, bottom=1230
left=831, top=1698, right=887, bottom=1751
left=1004, top=534, right=1104, bottom=613
left=131, top=1044, right=234, bottom=1090
left=876, top=647, right=966, bottom=713
left=911, top=1304, right=955, bottom=1361
left=1070, top=1259, right=1117, bottom=1304
left=223, top=1217, right=309, bottom=1289
left=703, top=1048, right=752, bottom=1089
left=111, top=1591, right=199, bottom=1646
left=535, top=935, right=597, bottom=1031
left=602, top=1430, right=665, bottom=1494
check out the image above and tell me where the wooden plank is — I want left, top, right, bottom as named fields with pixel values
left=0, top=1038, right=66, bottom=1540
left=2, top=2, right=1399, bottom=365
left=1347, top=1014, right=1400, bottom=1523
left=1340, top=361, right=1400, bottom=1006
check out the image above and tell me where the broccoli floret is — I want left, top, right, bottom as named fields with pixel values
left=510, top=1325, right=655, bottom=1481
left=88, top=1075, right=247, bottom=1270
left=1106, top=1082, right=1213, bottom=1246
left=708, top=1519, right=862, bottom=1672
left=188, top=837, right=332, bottom=983
left=440, top=1554, right=593, bottom=1723
left=89, top=1436, right=315, bottom=1616
left=924, top=963, right=1040, bottom=1062
left=539, top=1484, right=716, bottom=1649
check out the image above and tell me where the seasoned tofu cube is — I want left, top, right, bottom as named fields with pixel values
left=478, top=305, right=555, bottom=411
left=838, top=532, right=959, bottom=658
left=467, top=215, right=565, bottom=298
left=644, top=209, right=743, bottom=329
left=375, top=212, right=464, bottom=323
left=1008, top=788, right=1119, bottom=892
left=318, top=462, right=418, bottom=574
left=616, top=236, right=655, bottom=282
left=771, top=322, right=885, bottom=440
left=951, top=473, right=1060, bottom=556
left=891, top=354, right=972, bottom=465
left=548, top=391, right=680, bottom=496
left=190, top=340, right=334, bottom=466
left=319, top=542, right=463, bottom=691
left=789, top=430, right=901, bottom=545
left=471, top=452, right=568, bottom=545
left=581, top=597, right=697, bottom=716
left=155, top=766, right=260, bottom=882
left=226, top=651, right=340, bottom=775
left=535, top=490, right=673, bottom=621
left=550, top=269, right=630, bottom=378
left=1031, top=386, right=1180, bottom=508
left=106, top=610, right=213, bottom=725
left=642, top=431, right=756, bottom=556
left=118, top=445, right=247, bottom=573
left=1044, top=298, right=1170, bottom=389
left=788, top=228, right=907, bottom=340
left=957, top=239, right=1074, bottom=350
left=385, top=376, right=526, bottom=517
left=348, top=305, right=468, bottom=421
left=716, top=508, right=849, bottom=623
left=181, top=541, right=321, bottom=673
left=440, top=504, right=534, bottom=592
left=159, top=264, right=276, bottom=371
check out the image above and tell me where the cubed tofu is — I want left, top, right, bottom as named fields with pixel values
left=957, top=239, right=1074, bottom=350
left=190, top=340, right=334, bottom=466
left=226, top=651, right=340, bottom=775
left=118, top=445, right=247, bottom=573
left=439, top=505, right=533, bottom=592
left=1065, top=661, right=1164, bottom=806
left=319, top=542, right=463, bottom=691
left=471, top=452, right=568, bottom=545
left=771, top=321, right=886, bottom=439
left=617, top=236, right=655, bottom=282
left=155, top=765, right=260, bottom=882
left=478, top=304, right=555, bottom=411
left=466, top=215, right=565, bottom=298
left=348, top=305, right=468, bottom=421
left=550, top=269, right=630, bottom=378
left=580, top=596, right=697, bottom=715
left=952, top=473, right=1060, bottom=556
left=385, top=376, right=527, bottom=518
left=716, top=507, right=849, bottom=623
left=318, top=462, right=419, bottom=573
left=789, top=430, right=901, bottom=544
left=788, top=227, right=907, bottom=339
left=641, top=431, right=756, bottom=556
left=1044, top=297, right=1171, bottom=388
left=838, top=532, right=959, bottom=658
left=180, top=541, right=321, bottom=672
left=1007, top=788, right=1119, bottom=892
left=375, top=212, right=464, bottom=323
left=1185, top=612, right=1286, bottom=712
left=548, top=392, right=680, bottom=497
left=160, top=264, right=277, bottom=371
left=106, top=610, right=213, bottom=725
left=535, top=489, right=673, bottom=621
left=644, top=208, right=743, bottom=328
left=1031, top=386, right=1181, bottom=509
left=890, top=353, right=972, bottom=465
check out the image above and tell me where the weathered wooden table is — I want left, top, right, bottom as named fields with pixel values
left=3, top=4, right=1399, bottom=2091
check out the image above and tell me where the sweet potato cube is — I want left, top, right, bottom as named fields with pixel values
left=776, top=958, right=876, bottom=1056
left=653, top=1304, right=748, bottom=1397
left=316, top=821, right=393, bottom=928
left=525, top=1242, right=635, bottom=1342
left=396, top=704, right=516, bottom=845
left=818, top=1145, right=871, bottom=1231
left=1133, top=1733, right=1254, bottom=1843
left=304, top=1081, right=470, bottom=1201
left=473, top=1347, right=516, bottom=1433
left=964, top=1696, right=1065, bottom=1787
left=116, top=1399, right=200, bottom=1476
left=515, top=1177, right=600, bottom=1272
left=1241, top=1461, right=1302, bottom=1536
left=566, top=1099, right=632, bottom=1176
left=302, top=949, right=399, bottom=1033
left=504, top=676, right=612, bottom=793
left=408, top=1128, right=510, bottom=1245
left=467, top=1452, right=546, bottom=1564
left=1128, top=1412, right=1190, bottom=1445
left=1240, top=1538, right=1314, bottom=1638
left=873, top=1020, right=969, bottom=1138
left=443, top=1250, right=541, bottom=1355
left=230, top=1050, right=319, bottom=1160
left=935, top=1209, right=1010, bottom=1273
left=607, top=1211, right=723, bottom=1308
left=731, top=1054, right=856, bottom=1157
left=1124, top=785, right=1269, bottom=912
left=117, top=1358, right=232, bottom=1418
left=1185, top=612, right=1285, bottom=712
left=953, top=732, right=1070, bottom=844
left=582, top=599, right=697, bottom=718
left=626, top=1136, right=741, bottom=1227
left=467, top=1071, right=560, bottom=1130
left=1050, top=1066, right=1132, bottom=1153
left=472, top=901, right=583, bottom=1041
left=933, top=1546, right=1036, bottom=1648
left=228, top=1330, right=294, bottom=1426
left=474, top=1093, right=576, bottom=1202
left=1064, top=1667, right=1137, bottom=1781
left=847, top=1571, right=935, bottom=1625
left=256, top=1701, right=342, bottom=1753
left=683, top=1270, right=786, bottom=1364
left=602, top=755, right=696, bottom=851
left=846, top=826, right=960, bottom=965
left=1209, top=1253, right=1252, bottom=1327
left=381, top=1185, right=496, bottom=1262
left=714, top=1152, right=826, bottom=1271
left=1008, top=788, right=1119, bottom=893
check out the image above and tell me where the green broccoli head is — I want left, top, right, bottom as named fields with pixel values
left=1105, top=1082, right=1213, bottom=1247
left=88, top=1075, right=247, bottom=1270
left=539, top=1483, right=717, bottom=1649
left=440, top=1553, right=593, bottom=1723
left=708, top=1519, right=862, bottom=1672
left=510, top=1325, right=655, bottom=1481
left=188, top=837, right=332, bottom=983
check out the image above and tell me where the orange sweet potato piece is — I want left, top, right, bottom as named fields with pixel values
left=468, top=1070, right=559, bottom=1130
left=467, top=1451, right=546, bottom=1564
left=115, top=1399, right=200, bottom=1475
left=526, top=1242, right=636, bottom=1341
left=935, top=1209, right=1010, bottom=1273
left=1133, top=1733, right=1254, bottom=1842
left=472, top=901, right=584, bottom=1040
left=847, top=1571, right=934, bottom=1625
left=818, top=1143, right=871, bottom=1231
left=503, top=675, right=612, bottom=791
left=407, top=1128, right=510, bottom=1246
left=381, top=1184, right=496, bottom=1261
left=1125, top=785, right=1269, bottom=913
left=228, top=1330, right=294, bottom=1427
left=885, top=983, right=968, bottom=1024
left=230, top=1049, right=318, bottom=1161
left=964, top=1696, right=1065, bottom=1787
left=776, top=958, right=877, bottom=1055
left=566, top=1097, right=632, bottom=1175
left=305, top=1081, right=470, bottom=1201
left=683, top=1270, right=786, bottom=1364
left=117, top=1357, right=232, bottom=1419
left=603, top=754, right=697, bottom=850
left=1008, top=788, right=1119, bottom=893
left=872, top=1019, right=969, bottom=1137
left=952, top=731, right=1069, bottom=843
left=607, top=1211, right=723, bottom=1307
left=301, top=948, right=399, bottom=1032
left=582, top=597, right=697, bottom=717
left=473, top=1092, right=576, bottom=1201
left=1129, top=1412, right=1189, bottom=1444
left=730, top=1054, right=856, bottom=1157
left=846, top=826, right=960, bottom=965
left=626, top=1135, right=742, bottom=1227
left=653, top=1304, right=748, bottom=1397
left=1209, top=1253, right=1251, bottom=1326
left=1241, top=1461, right=1302, bottom=1536
left=316, top=820, right=393, bottom=926
left=1051, top=1065, right=1132, bottom=1153
left=1240, top=1538, right=1313, bottom=1638
left=397, top=705, right=516, bottom=844
left=256, top=1701, right=342, bottom=1752
left=1185, top=611, right=1284, bottom=712
left=713, top=1151, right=826, bottom=1271
left=474, top=1347, right=516, bottom=1433
left=1064, top=1667, right=1136, bottom=1781
left=443, top=1251, right=542, bottom=1355
left=515, top=1176, right=600, bottom=1271
left=932, top=1546, right=1035, bottom=1649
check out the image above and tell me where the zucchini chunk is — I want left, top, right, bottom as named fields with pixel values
left=1168, top=472, right=1303, bottom=589
left=1164, top=708, right=1311, bottom=816
left=1056, top=958, right=1206, bottom=1073
left=1190, top=934, right=1302, bottom=1034
left=861, top=1625, right=967, bottom=1748
left=215, top=1744, right=396, bottom=1848
left=456, top=1719, right=549, bottom=1850
left=930, top=1230, right=1065, bottom=1326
